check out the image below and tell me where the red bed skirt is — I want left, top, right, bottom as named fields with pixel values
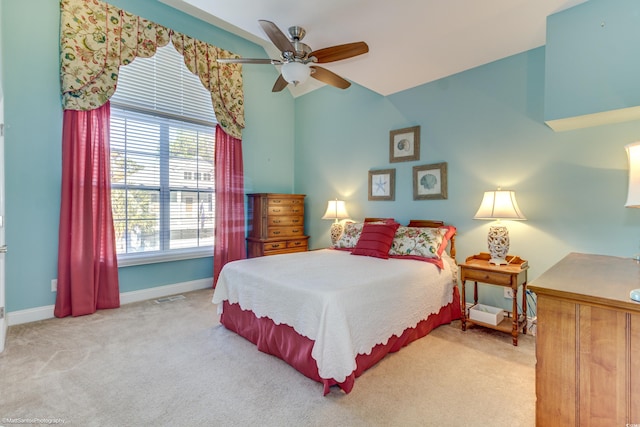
left=220, top=286, right=462, bottom=395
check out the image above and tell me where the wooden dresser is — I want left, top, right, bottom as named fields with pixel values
left=246, top=193, right=309, bottom=258
left=528, top=253, right=640, bottom=427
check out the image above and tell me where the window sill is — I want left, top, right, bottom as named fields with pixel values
left=117, top=247, right=213, bottom=267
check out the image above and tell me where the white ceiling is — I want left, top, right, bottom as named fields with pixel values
left=160, top=0, right=586, bottom=97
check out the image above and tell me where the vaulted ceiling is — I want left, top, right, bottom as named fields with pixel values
left=160, top=0, right=586, bottom=97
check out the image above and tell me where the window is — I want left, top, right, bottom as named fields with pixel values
left=110, top=42, right=216, bottom=265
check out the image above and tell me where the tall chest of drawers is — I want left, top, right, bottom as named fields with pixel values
left=246, top=193, right=309, bottom=258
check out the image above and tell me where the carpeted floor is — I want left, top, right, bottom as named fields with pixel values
left=0, top=289, right=535, bottom=426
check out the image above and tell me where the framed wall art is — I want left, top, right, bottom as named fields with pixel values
left=368, top=169, right=396, bottom=201
left=389, top=125, right=420, bottom=163
left=413, top=162, right=447, bottom=200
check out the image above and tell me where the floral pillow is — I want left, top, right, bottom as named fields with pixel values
left=388, top=226, right=456, bottom=268
left=333, top=222, right=366, bottom=249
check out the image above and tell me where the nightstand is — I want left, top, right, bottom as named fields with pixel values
left=460, top=252, right=529, bottom=346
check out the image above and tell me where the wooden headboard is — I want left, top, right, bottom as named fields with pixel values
left=363, top=217, right=393, bottom=223
left=363, top=217, right=456, bottom=259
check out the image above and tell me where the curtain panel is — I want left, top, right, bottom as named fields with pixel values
left=59, top=0, right=245, bottom=139
left=55, top=102, right=121, bottom=317
left=214, top=125, right=247, bottom=285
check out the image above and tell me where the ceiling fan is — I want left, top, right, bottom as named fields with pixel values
left=216, top=20, right=369, bottom=92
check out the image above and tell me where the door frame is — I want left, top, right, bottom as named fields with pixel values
left=0, top=94, right=5, bottom=353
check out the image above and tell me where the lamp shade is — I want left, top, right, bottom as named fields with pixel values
left=281, top=61, right=310, bottom=86
left=474, top=190, right=526, bottom=220
left=625, top=142, right=640, bottom=207
left=322, top=200, right=349, bottom=221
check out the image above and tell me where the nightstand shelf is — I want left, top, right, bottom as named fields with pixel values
left=460, top=252, right=529, bottom=346
left=468, top=313, right=525, bottom=335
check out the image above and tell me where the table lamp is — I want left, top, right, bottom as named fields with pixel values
left=624, top=141, right=640, bottom=302
left=474, top=189, right=526, bottom=265
left=322, top=199, right=349, bottom=245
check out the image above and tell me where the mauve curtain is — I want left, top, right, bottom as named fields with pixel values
left=54, top=102, right=120, bottom=317
left=214, top=124, right=246, bottom=286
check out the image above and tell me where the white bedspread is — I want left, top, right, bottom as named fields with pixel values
left=212, top=249, right=458, bottom=382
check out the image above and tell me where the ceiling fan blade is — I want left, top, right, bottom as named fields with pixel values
left=272, top=74, right=288, bottom=92
left=311, top=42, right=369, bottom=63
left=216, top=58, right=280, bottom=65
left=310, top=66, right=351, bottom=89
left=259, top=20, right=295, bottom=54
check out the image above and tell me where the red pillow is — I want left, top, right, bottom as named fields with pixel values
left=351, top=221, right=400, bottom=259
left=437, top=225, right=456, bottom=257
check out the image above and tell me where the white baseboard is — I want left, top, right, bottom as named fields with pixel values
left=7, top=278, right=213, bottom=326
left=0, top=319, right=5, bottom=353
left=118, top=278, right=212, bottom=305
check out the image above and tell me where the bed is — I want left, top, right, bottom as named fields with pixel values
left=212, top=219, right=461, bottom=395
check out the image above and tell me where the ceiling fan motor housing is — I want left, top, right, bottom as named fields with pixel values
left=285, top=26, right=312, bottom=61
left=291, top=41, right=312, bottom=61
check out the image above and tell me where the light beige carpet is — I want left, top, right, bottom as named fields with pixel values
left=0, top=289, right=535, bottom=426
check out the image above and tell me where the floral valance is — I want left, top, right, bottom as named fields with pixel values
left=59, top=0, right=244, bottom=139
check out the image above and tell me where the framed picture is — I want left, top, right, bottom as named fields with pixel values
left=413, top=162, right=447, bottom=200
left=368, top=169, right=396, bottom=201
left=389, top=125, right=420, bottom=163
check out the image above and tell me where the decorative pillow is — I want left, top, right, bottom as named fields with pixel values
left=388, top=225, right=456, bottom=268
left=439, top=225, right=456, bottom=254
left=351, top=221, right=400, bottom=259
left=332, top=220, right=388, bottom=250
left=333, top=222, right=366, bottom=249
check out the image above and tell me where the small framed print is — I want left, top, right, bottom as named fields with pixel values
left=389, top=125, right=420, bottom=163
left=413, top=162, right=447, bottom=200
left=368, top=169, right=395, bottom=201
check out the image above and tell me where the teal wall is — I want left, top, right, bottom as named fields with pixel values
left=545, top=0, right=640, bottom=122
left=0, top=0, right=295, bottom=312
left=295, top=48, right=640, bottom=312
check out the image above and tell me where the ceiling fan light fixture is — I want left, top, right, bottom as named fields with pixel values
left=281, top=61, right=310, bottom=86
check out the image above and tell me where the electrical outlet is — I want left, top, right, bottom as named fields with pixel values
left=51, top=279, right=57, bottom=292
left=504, top=287, right=515, bottom=298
